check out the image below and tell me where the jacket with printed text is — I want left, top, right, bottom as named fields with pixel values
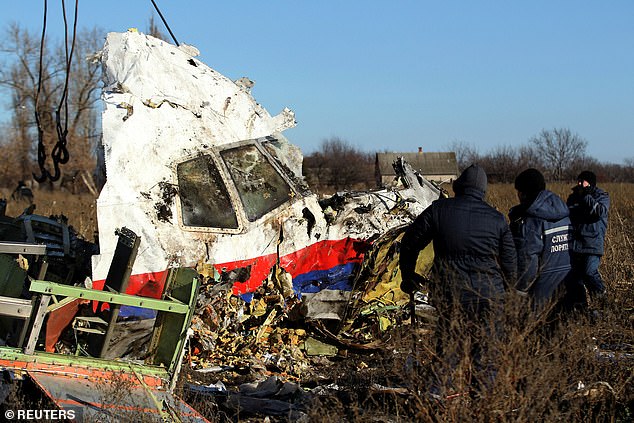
left=509, top=190, right=572, bottom=305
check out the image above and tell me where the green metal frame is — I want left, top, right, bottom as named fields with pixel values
left=147, top=267, right=200, bottom=378
left=0, top=268, right=206, bottom=420
left=0, top=269, right=200, bottom=384
left=29, top=279, right=190, bottom=314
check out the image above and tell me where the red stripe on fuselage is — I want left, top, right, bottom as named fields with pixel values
left=93, top=237, right=370, bottom=298
left=226, top=237, right=370, bottom=294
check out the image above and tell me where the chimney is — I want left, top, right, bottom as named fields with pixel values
left=418, top=147, right=423, bottom=154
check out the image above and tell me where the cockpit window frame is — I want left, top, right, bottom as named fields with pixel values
left=220, top=144, right=294, bottom=222
left=173, top=137, right=300, bottom=233
left=174, top=150, right=245, bottom=234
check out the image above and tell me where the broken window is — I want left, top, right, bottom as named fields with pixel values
left=177, top=155, right=239, bottom=229
left=221, top=145, right=292, bottom=221
left=263, top=138, right=311, bottom=195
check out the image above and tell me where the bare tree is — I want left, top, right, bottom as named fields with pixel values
left=529, top=128, right=588, bottom=181
left=480, top=145, right=518, bottom=183
left=515, top=144, right=543, bottom=171
left=0, top=23, right=60, bottom=183
left=446, top=140, right=479, bottom=172
left=0, top=23, right=103, bottom=189
left=64, top=27, right=103, bottom=173
left=623, top=158, right=634, bottom=182
left=303, top=137, right=374, bottom=193
left=568, top=155, right=600, bottom=181
left=147, top=15, right=168, bottom=41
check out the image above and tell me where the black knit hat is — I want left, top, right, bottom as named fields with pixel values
left=515, top=168, right=546, bottom=194
left=453, top=164, right=487, bottom=194
left=577, top=170, right=597, bottom=187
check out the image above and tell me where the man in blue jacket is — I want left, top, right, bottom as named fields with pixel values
left=509, top=169, right=573, bottom=311
left=400, top=164, right=517, bottom=393
left=566, top=170, right=610, bottom=303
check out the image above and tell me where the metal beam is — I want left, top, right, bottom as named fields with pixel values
left=0, top=241, right=46, bottom=255
left=28, top=280, right=189, bottom=314
left=0, top=296, right=33, bottom=318
left=98, top=227, right=141, bottom=358
left=24, top=294, right=51, bottom=354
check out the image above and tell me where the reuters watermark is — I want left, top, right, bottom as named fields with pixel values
left=4, top=409, right=76, bottom=420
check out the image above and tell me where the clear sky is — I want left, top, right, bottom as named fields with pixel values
left=2, top=1, right=633, bottom=163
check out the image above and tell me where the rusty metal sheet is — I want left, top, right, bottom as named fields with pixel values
left=45, top=298, right=82, bottom=352
left=28, top=370, right=209, bottom=422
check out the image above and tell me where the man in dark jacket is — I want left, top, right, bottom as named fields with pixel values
left=399, top=164, right=517, bottom=393
left=509, top=169, right=573, bottom=310
left=566, top=170, right=609, bottom=302
left=400, top=164, right=517, bottom=305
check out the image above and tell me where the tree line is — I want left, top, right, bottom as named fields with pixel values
left=304, top=130, right=634, bottom=194
left=447, top=128, right=634, bottom=183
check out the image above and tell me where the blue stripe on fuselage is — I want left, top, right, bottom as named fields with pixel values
left=292, top=262, right=359, bottom=294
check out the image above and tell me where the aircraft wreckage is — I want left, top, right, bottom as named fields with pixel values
left=92, top=30, right=440, bottom=301
left=0, top=30, right=441, bottom=419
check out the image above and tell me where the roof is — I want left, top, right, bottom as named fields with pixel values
left=375, top=152, right=458, bottom=176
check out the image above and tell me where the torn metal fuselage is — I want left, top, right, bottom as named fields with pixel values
left=92, top=31, right=440, bottom=306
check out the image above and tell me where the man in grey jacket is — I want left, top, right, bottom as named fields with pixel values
left=566, top=170, right=610, bottom=305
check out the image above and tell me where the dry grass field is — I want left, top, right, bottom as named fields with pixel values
left=1, top=182, right=632, bottom=422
